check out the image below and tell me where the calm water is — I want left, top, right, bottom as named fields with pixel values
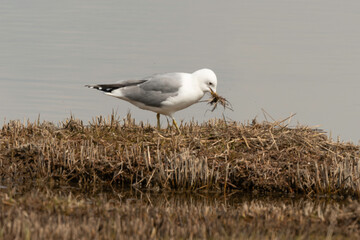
left=1, top=0, right=360, bottom=142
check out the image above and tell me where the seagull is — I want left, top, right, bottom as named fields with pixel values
left=85, top=68, right=218, bottom=133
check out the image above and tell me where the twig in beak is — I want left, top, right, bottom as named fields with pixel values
left=208, top=89, right=233, bottom=112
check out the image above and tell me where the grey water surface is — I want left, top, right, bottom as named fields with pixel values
left=1, top=0, right=360, bottom=142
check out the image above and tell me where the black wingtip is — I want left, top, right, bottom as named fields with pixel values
left=85, top=84, right=116, bottom=92
left=85, top=84, right=100, bottom=90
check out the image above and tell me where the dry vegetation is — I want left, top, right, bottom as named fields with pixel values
left=1, top=114, right=360, bottom=239
left=208, top=88, right=233, bottom=112
left=1, top=114, right=360, bottom=196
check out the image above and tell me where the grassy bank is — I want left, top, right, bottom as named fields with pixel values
left=1, top=115, right=360, bottom=239
left=1, top=114, right=359, bottom=196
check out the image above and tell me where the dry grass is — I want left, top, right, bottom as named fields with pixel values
left=0, top=114, right=360, bottom=196
left=1, top=186, right=360, bottom=240
left=208, top=88, right=233, bottom=112
left=1, top=115, right=360, bottom=239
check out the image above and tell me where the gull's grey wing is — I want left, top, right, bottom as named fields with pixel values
left=141, top=73, right=183, bottom=93
left=122, top=73, right=184, bottom=107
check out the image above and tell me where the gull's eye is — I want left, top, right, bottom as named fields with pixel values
left=209, top=82, right=213, bottom=86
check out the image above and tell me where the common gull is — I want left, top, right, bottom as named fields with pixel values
left=85, top=68, right=218, bottom=133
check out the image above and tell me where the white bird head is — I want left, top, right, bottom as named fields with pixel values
left=192, top=68, right=218, bottom=93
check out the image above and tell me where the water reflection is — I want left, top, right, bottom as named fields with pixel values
left=2, top=184, right=357, bottom=238
left=3, top=183, right=350, bottom=209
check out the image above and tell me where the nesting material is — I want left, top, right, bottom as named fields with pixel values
left=208, top=88, right=233, bottom=112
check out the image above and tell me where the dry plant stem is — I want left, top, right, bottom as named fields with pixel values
left=156, top=113, right=161, bottom=129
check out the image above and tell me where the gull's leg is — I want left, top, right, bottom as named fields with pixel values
left=171, top=116, right=181, bottom=134
left=156, top=113, right=161, bottom=129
